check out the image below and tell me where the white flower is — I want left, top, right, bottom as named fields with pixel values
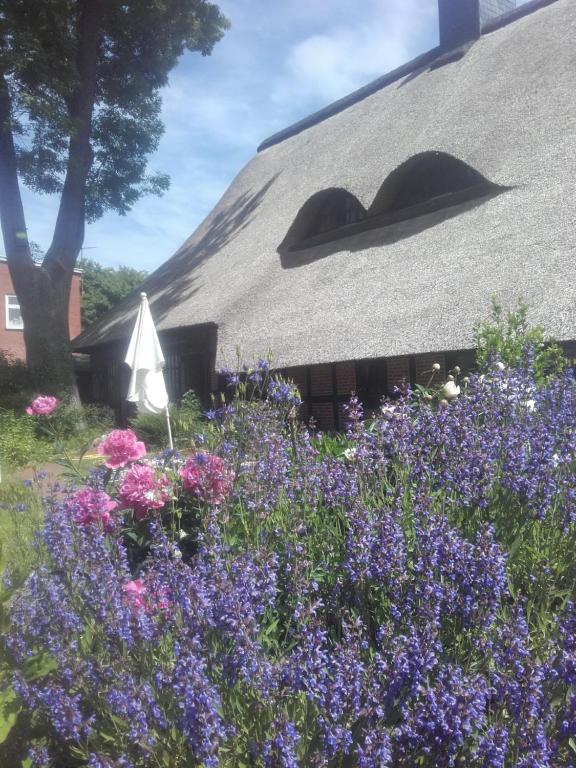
left=463, top=376, right=470, bottom=385
left=343, top=447, right=357, bottom=461
left=495, top=361, right=506, bottom=371
left=453, top=366, right=461, bottom=375
left=441, top=381, right=461, bottom=401
left=523, top=399, right=536, bottom=412
left=381, top=404, right=396, bottom=416
left=432, top=363, right=441, bottom=372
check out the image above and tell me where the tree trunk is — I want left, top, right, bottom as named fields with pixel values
left=0, top=0, right=103, bottom=397
left=21, top=271, right=77, bottom=395
left=0, top=72, right=76, bottom=396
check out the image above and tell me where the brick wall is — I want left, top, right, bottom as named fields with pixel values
left=415, top=353, right=446, bottom=386
left=335, top=362, right=355, bottom=396
left=284, top=361, right=358, bottom=432
left=386, top=356, right=410, bottom=392
left=310, top=364, right=333, bottom=396
left=289, top=354, right=455, bottom=431
left=0, top=260, right=82, bottom=361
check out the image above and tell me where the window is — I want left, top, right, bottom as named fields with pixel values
left=278, top=188, right=367, bottom=253
left=368, top=151, right=497, bottom=218
left=280, top=152, right=508, bottom=256
left=5, top=295, right=23, bottom=330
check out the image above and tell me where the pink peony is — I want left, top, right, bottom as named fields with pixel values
left=97, top=429, right=146, bottom=470
left=119, top=463, right=173, bottom=521
left=67, top=487, right=118, bottom=532
left=122, top=579, right=147, bottom=612
left=179, top=452, right=234, bottom=505
left=26, top=395, right=59, bottom=416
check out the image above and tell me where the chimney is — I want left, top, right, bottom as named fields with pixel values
left=438, top=0, right=517, bottom=49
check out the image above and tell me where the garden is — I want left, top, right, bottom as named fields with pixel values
left=0, top=311, right=575, bottom=767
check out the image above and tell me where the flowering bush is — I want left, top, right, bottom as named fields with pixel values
left=66, top=487, right=118, bottom=531
left=3, top=357, right=576, bottom=766
left=97, top=428, right=146, bottom=469
left=25, top=395, right=59, bottom=416
left=119, top=463, right=173, bottom=520
left=179, top=452, right=234, bottom=505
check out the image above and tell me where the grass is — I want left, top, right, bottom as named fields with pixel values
left=0, top=481, right=44, bottom=594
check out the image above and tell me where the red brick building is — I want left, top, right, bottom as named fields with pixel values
left=0, top=258, right=82, bottom=362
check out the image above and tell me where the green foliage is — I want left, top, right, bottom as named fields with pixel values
left=311, top=431, right=350, bottom=459
left=37, top=402, right=115, bottom=453
left=0, top=401, right=114, bottom=470
left=1, top=0, right=229, bottom=222
left=0, top=412, right=42, bottom=469
left=475, top=300, right=566, bottom=383
left=0, top=353, right=34, bottom=412
left=130, top=390, right=205, bottom=449
left=78, top=258, right=147, bottom=328
left=0, top=482, right=45, bottom=758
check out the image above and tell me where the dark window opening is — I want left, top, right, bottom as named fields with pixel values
left=370, top=152, right=489, bottom=215
left=308, top=191, right=365, bottom=237
left=355, top=359, right=389, bottom=411
left=278, top=188, right=366, bottom=252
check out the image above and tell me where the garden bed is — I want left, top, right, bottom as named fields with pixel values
left=1, top=358, right=576, bottom=767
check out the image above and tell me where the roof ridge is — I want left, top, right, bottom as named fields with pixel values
left=257, top=0, right=560, bottom=153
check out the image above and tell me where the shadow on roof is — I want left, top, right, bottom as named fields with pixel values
left=75, top=174, right=280, bottom=348
left=279, top=188, right=507, bottom=269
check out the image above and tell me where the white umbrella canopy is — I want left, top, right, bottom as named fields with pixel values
left=125, top=292, right=173, bottom=447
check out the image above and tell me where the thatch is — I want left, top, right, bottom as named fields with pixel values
left=74, top=0, right=576, bottom=370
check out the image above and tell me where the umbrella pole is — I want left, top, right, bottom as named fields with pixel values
left=165, top=405, right=174, bottom=451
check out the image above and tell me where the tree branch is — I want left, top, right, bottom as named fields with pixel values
left=44, top=0, right=103, bottom=277
left=0, top=71, right=34, bottom=281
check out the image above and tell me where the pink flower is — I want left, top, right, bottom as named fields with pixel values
left=97, top=429, right=146, bottom=470
left=119, top=463, right=173, bottom=521
left=25, top=395, right=59, bottom=416
left=179, top=452, right=234, bottom=505
left=122, top=579, right=147, bottom=612
left=67, top=487, right=118, bottom=532
left=122, top=578, right=171, bottom=616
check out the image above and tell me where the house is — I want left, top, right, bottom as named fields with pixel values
left=74, top=0, right=576, bottom=429
left=1, top=258, right=82, bottom=363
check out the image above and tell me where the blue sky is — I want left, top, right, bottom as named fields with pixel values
left=18, top=0, right=526, bottom=272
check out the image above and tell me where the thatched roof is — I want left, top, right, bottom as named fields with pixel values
left=75, top=0, right=576, bottom=370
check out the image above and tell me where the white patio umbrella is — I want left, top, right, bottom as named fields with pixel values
left=125, top=292, right=173, bottom=449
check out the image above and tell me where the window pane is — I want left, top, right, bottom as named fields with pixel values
left=5, top=295, right=24, bottom=329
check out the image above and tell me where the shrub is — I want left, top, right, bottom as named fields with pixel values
left=3, top=358, right=576, bottom=766
left=39, top=402, right=114, bottom=443
left=0, top=353, right=34, bottom=411
left=0, top=412, right=44, bottom=469
left=129, top=389, right=205, bottom=449
left=475, top=299, right=567, bottom=382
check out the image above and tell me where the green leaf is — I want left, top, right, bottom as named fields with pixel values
left=23, top=652, right=57, bottom=681
left=0, top=687, right=20, bottom=745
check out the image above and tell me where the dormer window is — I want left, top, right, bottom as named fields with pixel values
left=368, top=151, right=497, bottom=218
left=280, top=152, right=508, bottom=257
left=280, top=188, right=366, bottom=251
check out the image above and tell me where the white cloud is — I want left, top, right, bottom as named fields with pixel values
left=12, top=0, right=439, bottom=271
left=274, top=0, right=437, bottom=107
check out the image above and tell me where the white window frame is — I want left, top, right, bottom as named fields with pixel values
left=5, top=295, right=24, bottom=330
